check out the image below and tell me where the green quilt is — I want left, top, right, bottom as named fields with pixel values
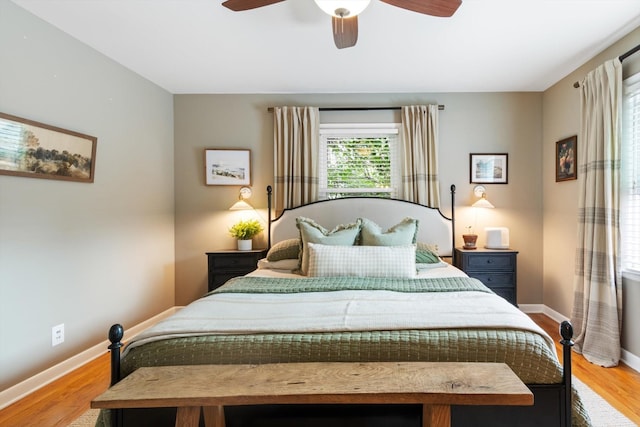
left=96, top=275, right=591, bottom=427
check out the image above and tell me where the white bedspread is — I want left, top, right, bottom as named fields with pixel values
left=124, top=286, right=555, bottom=356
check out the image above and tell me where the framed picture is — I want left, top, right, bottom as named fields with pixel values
left=205, top=149, right=251, bottom=186
left=469, top=153, right=508, bottom=184
left=0, top=112, right=97, bottom=183
left=555, top=135, right=577, bottom=182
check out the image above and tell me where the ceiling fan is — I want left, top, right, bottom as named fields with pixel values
left=221, top=0, right=462, bottom=49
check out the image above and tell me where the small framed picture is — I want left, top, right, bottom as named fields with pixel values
left=470, top=153, right=508, bottom=184
left=555, top=136, right=577, bottom=182
left=205, top=149, right=251, bottom=186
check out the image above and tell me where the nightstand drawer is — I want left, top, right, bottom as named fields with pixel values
left=210, top=255, right=259, bottom=270
left=206, top=250, right=266, bottom=292
left=467, top=272, right=515, bottom=287
left=454, top=248, right=518, bottom=306
left=465, top=254, right=515, bottom=270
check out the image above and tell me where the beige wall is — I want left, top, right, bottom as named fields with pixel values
left=0, top=1, right=175, bottom=390
left=542, top=26, right=640, bottom=357
left=174, top=93, right=543, bottom=305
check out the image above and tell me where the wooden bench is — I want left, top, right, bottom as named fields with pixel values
left=91, top=361, right=533, bottom=427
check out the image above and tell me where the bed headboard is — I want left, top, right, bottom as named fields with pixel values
left=267, top=185, right=456, bottom=258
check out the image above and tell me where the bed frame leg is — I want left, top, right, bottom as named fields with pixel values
left=560, top=320, right=574, bottom=427
left=108, top=324, right=124, bottom=427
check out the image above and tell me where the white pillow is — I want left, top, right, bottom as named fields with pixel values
left=307, top=243, right=416, bottom=278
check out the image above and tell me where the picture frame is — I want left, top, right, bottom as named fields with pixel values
left=0, top=112, right=97, bottom=183
left=555, top=135, right=577, bottom=182
left=469, top=153, right=508, bottom=184
left=205, top=149, right=251, bottom=186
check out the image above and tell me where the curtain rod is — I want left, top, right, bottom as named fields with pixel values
left=573, top=42, right=640, bottom=88
left=267, top=105, right=445, bottom=112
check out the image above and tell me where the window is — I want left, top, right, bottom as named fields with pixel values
left=622, top=73, right=640, bottom=276
left=318, top=123, right=400, bottom=199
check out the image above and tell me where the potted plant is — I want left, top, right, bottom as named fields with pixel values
left=229, top=218, right=264, bottom=251
left=462, top=226, right=478, bottom=249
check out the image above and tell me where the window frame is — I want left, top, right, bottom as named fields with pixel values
left=318, top=123, right=401, bottom=200
left=622, top=72, right=640, bottom=281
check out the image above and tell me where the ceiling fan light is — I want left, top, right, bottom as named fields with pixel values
left=314, top=0, right=371, bottom=18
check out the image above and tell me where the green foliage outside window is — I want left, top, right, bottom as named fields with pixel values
left=325, top=136, right=392, bottom=198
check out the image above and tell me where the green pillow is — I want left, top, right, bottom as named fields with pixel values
left=359, top=217, right=419, bottom=246
left=296, top=217, right=362, bottom=275
left=266, top=238, right=301, bottom=261
left=415, top=242, right=441, bottom=264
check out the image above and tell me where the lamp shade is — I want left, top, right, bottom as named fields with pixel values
left=229, top=199, right=253, bottom=211
left=472, top=196, right=495, bottom=209
left=230, top=186, right=254, bottom=210
left=314, top=0, right=371, bottom=17
left=472, top=185, right=495, bottom=208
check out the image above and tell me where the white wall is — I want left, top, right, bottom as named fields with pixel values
left=0, top=1, right=175, bottom=391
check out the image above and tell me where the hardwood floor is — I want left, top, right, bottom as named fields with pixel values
left=529, top=313, right=640, bottom=425
left=0, top=352, right=110, bottom=427
left=0, top=314, right=638, bottom=426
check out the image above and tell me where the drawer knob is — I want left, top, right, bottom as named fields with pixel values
left=487, top=259, right=493, bottom=264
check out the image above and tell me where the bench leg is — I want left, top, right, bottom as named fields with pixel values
left=423, top=404, right=451, bottom=427
left=203, top=405, right=225, bottom=427
left=175, top=406, right=201, bottom=427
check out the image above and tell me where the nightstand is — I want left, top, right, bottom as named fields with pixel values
left=206, top=249, right=266, bottom=292
left=454, top=248, right=519, bottom=306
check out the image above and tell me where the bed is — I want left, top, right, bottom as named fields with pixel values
left=98, top=185, right=591, bottom=427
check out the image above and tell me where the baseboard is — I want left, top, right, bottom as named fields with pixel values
left=0, top=307, right=182, bottom=410
left=622, top=347, right=640, bottom=372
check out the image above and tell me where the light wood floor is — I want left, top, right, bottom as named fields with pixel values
left=0, top=314, right=638, bottom=426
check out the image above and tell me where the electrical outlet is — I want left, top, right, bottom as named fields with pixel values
left=52, top=323, right=64, bottom=346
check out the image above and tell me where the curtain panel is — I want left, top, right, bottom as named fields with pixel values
left=572, top=58, right=623, bottom=367
left=273, top=107, right=320, bottom=215
left=400, top=105, right=440, bottom=207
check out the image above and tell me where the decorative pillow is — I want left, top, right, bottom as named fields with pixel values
left=257, top=258, right=300, bottom=271
left=266, top=238, right=301, bottom=261
left=359, top=217, right=419, bottom=246
left=416, top=260, right=448, bottom=270
left=415, top=242, right=441, bottom=264
left=296, top=217, right=362, bottom=275
left=307, top=243, right=416, bottom=278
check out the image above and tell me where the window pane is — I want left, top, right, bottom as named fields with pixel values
left=318, top=124, right=399, bottom=200
left=622, top=75, right=640, bottom=273
left=326, top=137, right=391, bottom=190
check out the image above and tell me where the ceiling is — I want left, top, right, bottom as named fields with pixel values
left=11, top=0, right=640, bottom=94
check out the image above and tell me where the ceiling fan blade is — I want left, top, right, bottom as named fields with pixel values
left=222, top=0, right=285, bottom=12
left=332, top=16, right=358, bottom=49
left=380, top=0, right=462, bottom=17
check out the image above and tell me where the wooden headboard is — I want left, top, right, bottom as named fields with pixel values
left=267, top=185, right=456, bottom=258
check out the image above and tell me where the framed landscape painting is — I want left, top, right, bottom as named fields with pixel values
left=470, top=153, right=508, bottom=184
left=205, top=149, right=251, bottom=186
left=0, top=113, right=97, bottom=183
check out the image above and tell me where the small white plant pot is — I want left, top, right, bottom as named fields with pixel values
left=237, top=239, right=252, bottom=251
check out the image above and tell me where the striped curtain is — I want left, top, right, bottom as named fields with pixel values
left=400, top=105, right=440, bottom=207
left=273, top=106, right=320, bottom=214
left=571, top=58, right=623, bottom=367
